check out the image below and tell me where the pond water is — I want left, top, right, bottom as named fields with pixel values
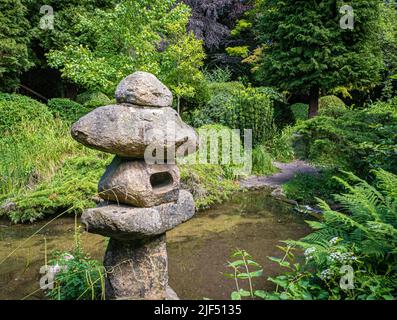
left=0, top=191, right=311, bottom=300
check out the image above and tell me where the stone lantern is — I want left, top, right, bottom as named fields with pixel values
left=71, top=71, right=198, bottom=300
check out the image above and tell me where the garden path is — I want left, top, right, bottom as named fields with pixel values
left=240, top=160, right=318, bottom=190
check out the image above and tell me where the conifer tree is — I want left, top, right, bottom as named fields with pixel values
left=255, top=0, right=383, bottom=117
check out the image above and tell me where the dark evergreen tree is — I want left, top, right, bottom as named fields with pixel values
left=255, top=0, right=383, bottom=117
left=0, top=0, right=32, bottom=91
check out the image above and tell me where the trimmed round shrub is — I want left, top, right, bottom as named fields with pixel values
left=290, top=103, right=309, bottom=122
left=319, top=95, right=346, bottom=109
left=76, top=91, right=111, bottom=108
left=318, top=95, right=347, bottom=117
left=0, top=93, right=52, bottom=133
left=47, top=98, right=90, bottom=122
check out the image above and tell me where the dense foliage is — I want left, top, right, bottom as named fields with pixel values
left=46, top=0, right=206, bottom=105
left=0, top=95, right=240, bottom=223
left=0, top=0, right=32, bottom=91
left=47, top=98, right=92, bottom=123
left=295, top=98, right=397, bottom=178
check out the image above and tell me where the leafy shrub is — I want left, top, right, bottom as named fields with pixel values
left=319, top=95, right=346, bottom=110
left=0, top=93, right=52, bottom=134
left=290, top=103, right=309, bottom=122
left=295, top=102, right=397, bottom=178
left=368, top=96, right=397, bottom=116
left=318, top=95, right=347, bottom=117
left=47, top=227, right=105, bottom=300
left=186, top=83, right=242, bottom=127
left=47, top=98, right=91, bottom=122
left=195, top=124, right=246, bottom=179
left=226, top=87, right=276, bottom=147
left=226, top=170, right=397, bottom=300
left=264, top=126, right=295, bottom=162
left=76, top=91, right=112, bottom=107
left=204, top=67, right=232, bottom=83
left=187, top=82, right=277, bottom=146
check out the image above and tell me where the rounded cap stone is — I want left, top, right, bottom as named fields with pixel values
left=115, top=71, right=173, bottom=107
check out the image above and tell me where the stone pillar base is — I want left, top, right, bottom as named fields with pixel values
left=104, top=234, right=168, bottom=300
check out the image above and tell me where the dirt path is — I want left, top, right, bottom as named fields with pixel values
left=240, top=160, right=318, bottom=190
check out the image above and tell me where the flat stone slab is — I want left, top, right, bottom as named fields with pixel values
left=71, top=105, right=198, bottom=158
left=81, top=190, right=195, bottom=240
left=99, top=157, right=180, bottom=207
left=115, top=71, right=173, bottom=107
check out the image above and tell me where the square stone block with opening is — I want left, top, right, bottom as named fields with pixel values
left=98, top=157, right=180, bottom=207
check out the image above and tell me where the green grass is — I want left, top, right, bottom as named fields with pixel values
left=0, top=119, right=82, bottom=197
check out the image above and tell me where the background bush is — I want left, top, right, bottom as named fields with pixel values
left=187, top=82, right=276, bottom=147
left=76, top=91, right=112, bottom=108
left=318, top=95, right=346, bottom=110
left=295, top=100, right=397, bottom=178
left=195, top=124, right=246, bottom=179
left=252, top=146, right=278, bottom=175
left=47, top=98, right=91, bottom=123
left=180, top=163, right=239, bottom=210
left=0, top=94, right=52, bottom=133
left=290, top=103, right=309, bottom=122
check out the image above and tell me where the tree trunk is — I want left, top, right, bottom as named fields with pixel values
left=308, top=86, right=320, bottom=118
left=177, top=96, right=180, bottom=114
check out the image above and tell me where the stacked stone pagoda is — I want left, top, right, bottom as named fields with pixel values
left=71, top=71, right=198, bottom=300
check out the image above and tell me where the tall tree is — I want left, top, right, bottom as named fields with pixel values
left=160, top=20, right=206, bottom=114
left=47, top=0, right=206, bottom=101
left=254, top=0, right=383, bottom=117
left=0, top=0, right=32, bottom=91
left=378, top=0, right=397, bottom=100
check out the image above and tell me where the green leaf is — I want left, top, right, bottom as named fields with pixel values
left=231, top=291, right=241, bottom=300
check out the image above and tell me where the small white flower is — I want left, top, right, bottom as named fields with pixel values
left=62, top=253, right=74, bottom=261
left=304, top=247, right=316, bottom=261
left=320, top=269, right=334, bottom=280
left=304, top=247, right=316, bottom=256
left=328, top=251, right=356, bottom=264
left=329, top=237, right=339, bottom=246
